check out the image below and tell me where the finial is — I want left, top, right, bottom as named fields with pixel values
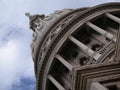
left=25, top=13, right=31, bottom=18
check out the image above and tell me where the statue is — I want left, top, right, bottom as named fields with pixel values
left=25, top=13, right=45, bottom=20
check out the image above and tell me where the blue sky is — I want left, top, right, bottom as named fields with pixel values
left=0, top=0, right=120, bottom=90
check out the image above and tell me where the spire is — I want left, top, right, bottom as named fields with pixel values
left=25, top=13, right=36, bottom=31
left=25, top=13, right=31, bottom=18
left=25, top=12, right=33, bottom=20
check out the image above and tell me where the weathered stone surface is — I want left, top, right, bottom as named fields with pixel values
left=28, top=2, right=120, bottom=90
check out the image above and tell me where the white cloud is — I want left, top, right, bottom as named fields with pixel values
left=0, top=28, right=35, bottom=90
left=0, top=0, right=119, bottom=27
left=0, top=0, right=36, bottom=89
left=0, top=41, right=19, bottom=90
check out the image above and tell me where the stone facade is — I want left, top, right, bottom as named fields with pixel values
left=28, top=2, right=120, bottom=90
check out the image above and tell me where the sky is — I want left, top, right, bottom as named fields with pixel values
left=0, top=0, right=120, bottom=90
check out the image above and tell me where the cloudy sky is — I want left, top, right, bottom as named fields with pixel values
left=0, top=0, right=120, bottom=90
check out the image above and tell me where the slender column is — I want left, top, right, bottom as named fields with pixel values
left=114, top=25, right=120, bottom=61
left=48, top=75, right=65, bottom=90
left=104, top=13, right=120, bottom=62
left=90, top=82, right=108, bottom=90
left=86, top=22, right=116, bottom=42
left=105, top=13, right=120, bottom=24
left=117, top=82, right=120, bottom=90
left=61, top=76, right=71, bottom=89
left=69, top=36, right=101, bottom=60
left=56, top=54, right=73, bottom=71
left=106, top=27, right=117, bottom=34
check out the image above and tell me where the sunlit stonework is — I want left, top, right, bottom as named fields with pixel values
left=28, top=2, right=120, bottom=90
